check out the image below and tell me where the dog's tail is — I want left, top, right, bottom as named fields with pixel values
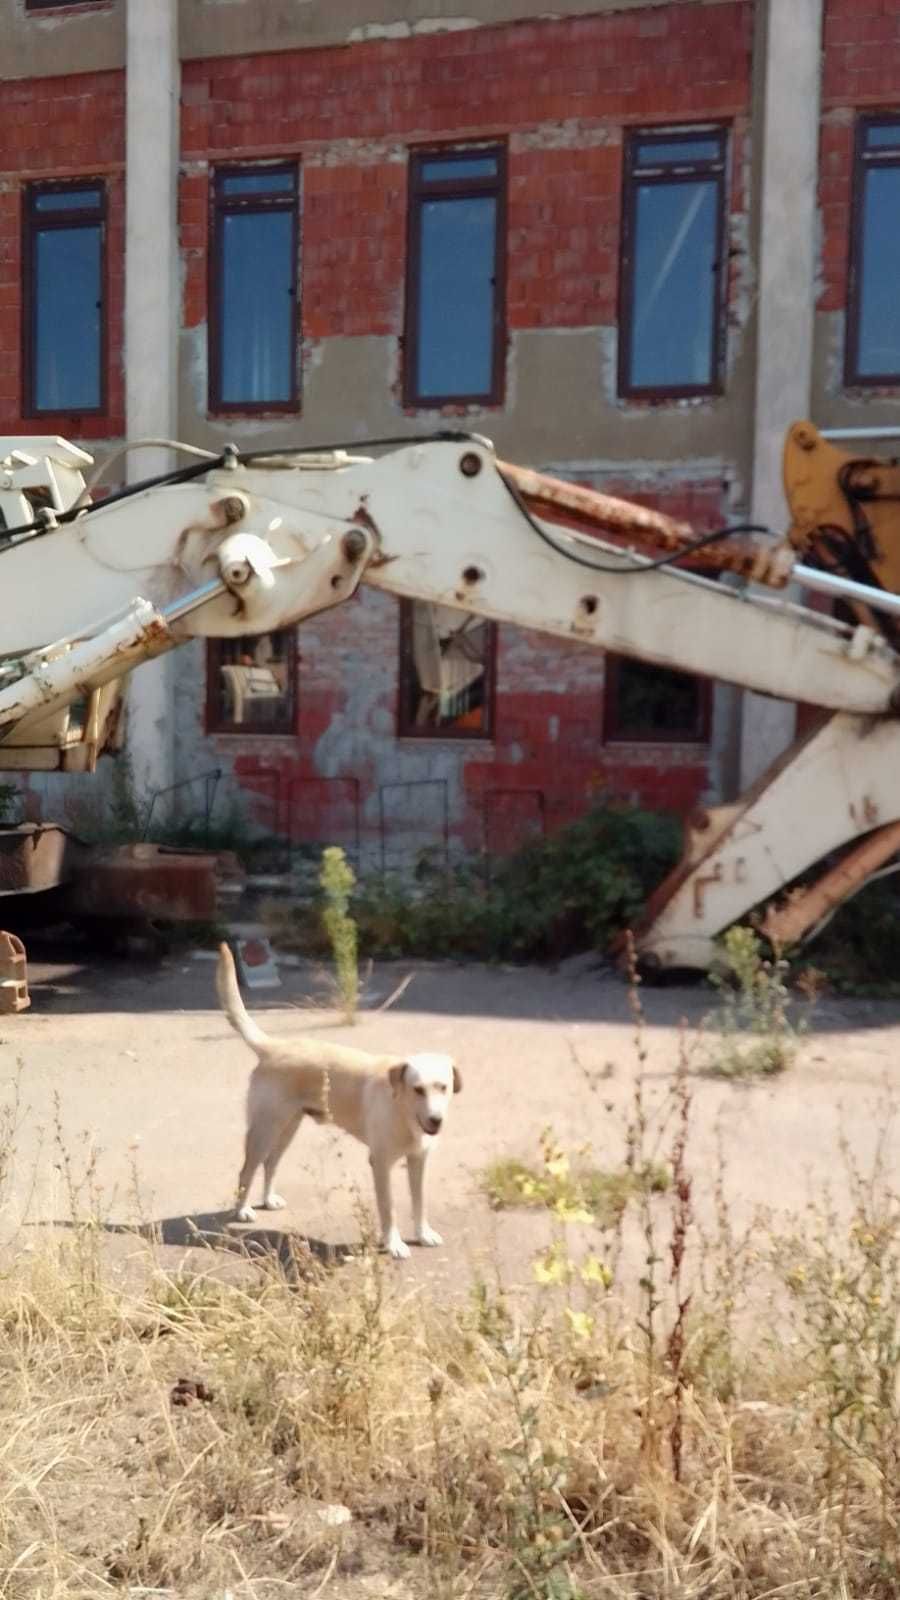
left=216, top=941, right=270, bottom=1052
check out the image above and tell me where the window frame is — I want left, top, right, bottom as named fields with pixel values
left=618, top=127, right=729, bottom=401
left=25, top=1, right=105, bottom=9
left=845, top=113, right=900, bottom=387
left=23, top=178, right=107, bottom=418
left=403, top=143, right=507, bottom=409
left=397, top=599, right=497, bottom=740
left=208, top=162, right=301, bottom=416
left=603, top=654, right=713, bottom=745
left=205, top=630, right=299, bottom=737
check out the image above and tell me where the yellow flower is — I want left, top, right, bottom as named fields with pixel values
left=580, top=1256, right=613, bottom=1288
left=565, top=1308, right=595, bottom=1341
left=533, top=1250, right=570, bottom=1286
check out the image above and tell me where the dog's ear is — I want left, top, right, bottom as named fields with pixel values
left=452, top=1063, right=463, bottom=1095
left=388, top=1062, right=408, bottom=1094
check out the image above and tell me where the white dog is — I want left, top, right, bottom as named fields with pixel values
left=216, top=943, right=461, bottom=1258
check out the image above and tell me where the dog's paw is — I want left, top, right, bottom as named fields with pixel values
left=235, top=1204, right=257, bottom=1223
left=259, top=1192, right=287, bottom=1211
left=385, top=1231, right=411, bottom=1260
left=416, top=1224, right=443, bottom=1248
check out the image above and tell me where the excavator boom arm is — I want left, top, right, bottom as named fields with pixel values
left=4, top=428, right=900, bottom=968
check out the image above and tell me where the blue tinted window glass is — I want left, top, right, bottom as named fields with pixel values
left=420, top=156, right=498, bottom=183
left=628, top=178, right=717, bottom=389
left=35, top=188, right=102, bottom=212
left=221, top=171, right=295, bottom=196
left=634, top=138, right=721, bottom=167
left=219, top=210, right=295, bottom=404
left=865, top=123, right=900, bottom=151
left=416, top=194, right=496, bottom=399
left=857, top=165, right=900, bottom=378
left=34, top=224, right=101, bottom=410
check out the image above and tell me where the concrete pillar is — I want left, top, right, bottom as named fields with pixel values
left=123, top=0, right=180, bottom=814
left=739, top=0, right=824, bottom=789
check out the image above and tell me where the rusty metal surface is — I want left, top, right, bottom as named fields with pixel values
left=498, top=460, right=792, bottom=584
left=0, top=824, right=87, bottom=896
left=67, top=844, right=220, bottom=923
left=761, top=819, right=900, bottom=949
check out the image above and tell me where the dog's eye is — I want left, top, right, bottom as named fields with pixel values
left=414, top=1085, right=426, bottom=1096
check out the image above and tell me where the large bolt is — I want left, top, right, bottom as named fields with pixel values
left=343, top=527, right=368, bottom=562
left=459, top=451, right=482, bottom=478
left=219, top=494, right=247, bottom=524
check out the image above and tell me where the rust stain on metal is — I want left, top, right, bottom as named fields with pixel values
left=498, top=461, right=792, bottom=584
left=68, top=844, right=220, bottom=923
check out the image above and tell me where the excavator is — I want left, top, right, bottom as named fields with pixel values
left=0, top=419, right=899, bottom=972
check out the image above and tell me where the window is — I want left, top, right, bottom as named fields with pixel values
left=604, top=656, right=711, bottom=743
left=24, top=182, right=105, bottom=415
left=847, top=117, right=900, bottom=385
left=206, top=631, right=297, bottom=735
left=398, top=601, right=495, bottom=737
left=209, top=165, right=299, bottom=412
left=26, top=1, right=104, bottom=9
left=404, top=147, right=506, bottom=406
left=619, top=130, right=728, bottom=398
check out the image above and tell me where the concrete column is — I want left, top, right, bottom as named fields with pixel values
left=739, top=0, right=824, bottom=789
left=123, top=0, right=180, bottom=812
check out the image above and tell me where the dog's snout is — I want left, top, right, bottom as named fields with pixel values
left=425, top=1115, right=443, bottom=1135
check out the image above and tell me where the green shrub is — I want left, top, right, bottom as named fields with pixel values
left=271, top=804, right=680, bottom=966
left=703, top=925, right=804, bottom=1078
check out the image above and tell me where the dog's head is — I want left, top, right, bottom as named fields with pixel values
left=388, top=1052, right=461, bottom=1137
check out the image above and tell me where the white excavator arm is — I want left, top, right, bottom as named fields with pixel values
left=3, top=431, right=900, bottom=968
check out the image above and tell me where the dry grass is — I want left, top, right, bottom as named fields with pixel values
left=3, top=959, right=900, bottom=1600
left=1, top=1203, right=896, bottom=1600
left=2, top=1150, right=900, bottom=1598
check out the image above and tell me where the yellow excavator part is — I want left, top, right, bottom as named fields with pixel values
left=783, top=420, right=900, bottom=640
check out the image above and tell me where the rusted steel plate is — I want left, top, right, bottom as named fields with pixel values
left=67, top=844, right=220, bottom=922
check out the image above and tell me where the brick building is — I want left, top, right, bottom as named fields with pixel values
left=0, top=0, right=890, bottom=867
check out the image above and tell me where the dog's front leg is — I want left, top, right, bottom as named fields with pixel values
left=407, top=1150, right=442, bottom=1247
left=370, top=1154, right=408, bottom=1259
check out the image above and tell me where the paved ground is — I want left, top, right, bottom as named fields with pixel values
left=2, top=946, right=900, bottom=1296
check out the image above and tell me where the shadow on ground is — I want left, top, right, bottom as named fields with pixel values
left=30, top=1211, right=356, bottom=1281
left=19, top=942, right=897, bottom=1035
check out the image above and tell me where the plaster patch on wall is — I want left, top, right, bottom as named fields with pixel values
left=347, top=17, right=479, bottom=41
left=510, top=122, right=621, bottom=151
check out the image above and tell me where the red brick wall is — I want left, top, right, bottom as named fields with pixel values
left=181, top=2, right=753, bottom=353
left=0, top=70, right=125, bottom=438
left=819, top=0, right=900, bottom=316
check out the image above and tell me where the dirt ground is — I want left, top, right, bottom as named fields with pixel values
left=2, top=947, right=900, bottom=1294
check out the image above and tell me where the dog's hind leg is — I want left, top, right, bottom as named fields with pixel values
left=235, top=1116, right=269, bottom=1222
left=260, top=1110, right=304, bottom=1211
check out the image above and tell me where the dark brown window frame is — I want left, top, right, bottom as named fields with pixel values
left=23, top=178, right=107, bottom=419
left=845, top=113, right=900, bottom=387
left=602, top=653, right=713, bottom=745
left=208, top=162, right=300, bottom=416
left=205, top=630, right=299, bottom=737
left=403, top=143, right=507, bottom=409
left=397, top=598, right=497, bottom=740
left=25, top=1, right=106, bottom=9
left=618, top=126, right=729, bottom=402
